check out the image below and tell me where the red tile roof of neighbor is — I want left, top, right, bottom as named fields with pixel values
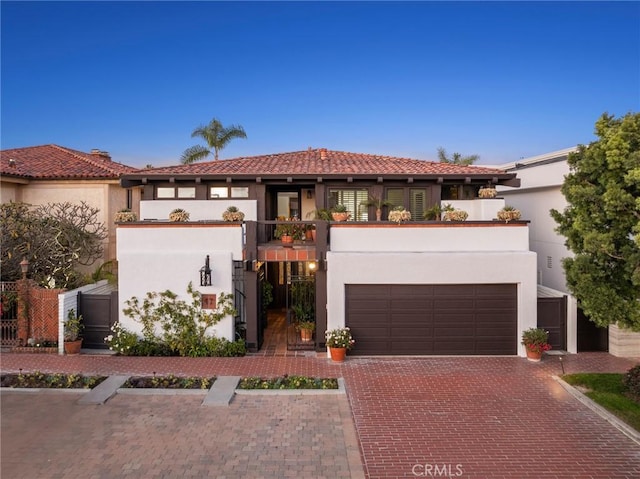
left=131, top=148, right=508, bottom=177
left=0, top=144, right=137, bottom=179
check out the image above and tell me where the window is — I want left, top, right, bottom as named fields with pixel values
left=386, top=188, right=428, bottom=220
left=177, top=187, right=196, bottom=199
left=210, top=187, right=228, bottom=198
left=210, top=186, right=249, bottom=199
left=328, top=188, right=369, bottom=221
left=157, top=187, right=175, bottom=199
left=156, top=186, right=196, bottom=199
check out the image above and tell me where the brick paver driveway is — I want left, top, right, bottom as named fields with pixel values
left=2, top=352, right=639, bottom=478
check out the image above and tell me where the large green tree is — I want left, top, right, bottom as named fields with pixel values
left=0, top=201, right=107, bottom=289
left=180, top=118, right=247, bottom=164
left=436, top=147, right=479, bottom=165
left=551, top=112, right=640, bottom=331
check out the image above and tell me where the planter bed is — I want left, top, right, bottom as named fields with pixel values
left=0, top=372, right=106, bottom=389
left=122, top=375, right=215, bottom=389
left=238, top=375, right=338, bottom=390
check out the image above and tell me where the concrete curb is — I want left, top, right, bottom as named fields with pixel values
left=77, top=375, right=129, bottom=405
left=553, top=375, right=640, bottom=446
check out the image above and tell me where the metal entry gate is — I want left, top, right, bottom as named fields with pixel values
left=287, top=274, right=316, bottom=350
left=1, top=282, right=19, bottom=346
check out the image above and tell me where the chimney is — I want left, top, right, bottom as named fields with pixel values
left=91, top=149, right=111, bottom=160
left=319, top=148, right=327, bottom=160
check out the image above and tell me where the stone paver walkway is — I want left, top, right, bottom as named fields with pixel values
left=1, top=352, right=639, bottom=478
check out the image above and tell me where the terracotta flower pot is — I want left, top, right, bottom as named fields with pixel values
left=331, top=212, right=349, bottom=222
left=300, top=329, right=313, bottom=342
left=64, top=339, right=82, bottom=355
left=526, top=348, right=542, bottom=362
left=329, top=347, right=347, bottom=362
left=281, top=235, right=294, bottom=247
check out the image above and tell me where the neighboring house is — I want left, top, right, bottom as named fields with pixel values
left=0, top=144, right=140, bottom=263
left=117, top=147, right=538, bottom=356
left=497, top=147, right=640, bottom=357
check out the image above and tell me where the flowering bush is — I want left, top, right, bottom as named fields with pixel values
left=104, top=321, right=139, bottom=354
left=521, top=327, right=551, bottom=354
left=325, top=327, right=355, bottom=349
left=388, top=206, right=411, bottom=224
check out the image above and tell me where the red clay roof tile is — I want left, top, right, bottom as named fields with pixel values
left=135, top=148, right=507, bottom=177
left=1, top=144, right=136, bottom=179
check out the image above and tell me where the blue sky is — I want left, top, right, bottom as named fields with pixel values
left=2, top=1, right=639, bottom=167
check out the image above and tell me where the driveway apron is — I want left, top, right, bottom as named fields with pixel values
left=1, top=352, right=639, bottom=478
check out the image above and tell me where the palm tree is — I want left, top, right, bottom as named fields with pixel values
left=436, top=147, right=479, bottom=166
left=181, top=118, right=247, bottom=164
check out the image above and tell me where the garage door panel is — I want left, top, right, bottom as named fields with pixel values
left=346, top=284, right=517, bottom=355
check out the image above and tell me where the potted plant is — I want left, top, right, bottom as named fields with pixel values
left=497, top=206, right=521, bottom=223
left=169, top=208, right=190, bottom=222
left=64, top=308, right=83, bottom=355
left=387, top=206, right=412, bottom=224
left=325, top=327, right=355, bottom=362
left=443, top=208, right=469, bottom=221
left=360, top=195, right=394, bottom=221
left=478, top=185, right=498, bottom=199
left=296, top=320, right=315, bottom=343
left=521, top=327, right=551, bottom=361
left=331, top=204, right=350, bottom=222
left=274, top=219, right=305, bottom=247
left=221, top=205, right=245, bottom=222
left=114, top=208, right=137, bottom=222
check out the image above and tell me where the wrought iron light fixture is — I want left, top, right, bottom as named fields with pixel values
left=200, top=255, right=212, bottom=286
left=19, top=257, right=29, bottom=280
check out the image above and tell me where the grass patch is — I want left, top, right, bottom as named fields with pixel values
left=122, top=375, right=215, bottom=389
left=238, top=375, right=338, bottom=390
left=0, top=372, right=106, bottom=389
left=562, top=373, right=640, bottom=432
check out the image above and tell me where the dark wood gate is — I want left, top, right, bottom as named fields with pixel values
left=78, top=290, right=118, bottom=349
left=537, top=296, right=567, bottom=351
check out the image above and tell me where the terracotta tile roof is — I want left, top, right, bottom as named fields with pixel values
left=0, top=144, right=137, bottom=179
left=133, top=148, right=507, bottom=177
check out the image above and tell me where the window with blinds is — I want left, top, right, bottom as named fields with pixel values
left=386, top=188, right=428, bottom=221
left=328, top=189, right=369, bottom=221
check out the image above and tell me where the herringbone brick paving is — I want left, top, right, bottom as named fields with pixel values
left=1, top=352, right=639, bottom=478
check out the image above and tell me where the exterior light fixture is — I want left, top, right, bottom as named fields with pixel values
left=19, top=257, right=29, bottom=280
left=308, top=261, right=317, bottom=272
left=200, top=255, right=212, bottom=286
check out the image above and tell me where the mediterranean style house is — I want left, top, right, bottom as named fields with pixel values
left=498, top=148, right=640, bottom=358
left=117, top=147, right=540, bottom=356
left=0, top=144, right=139, bottom=263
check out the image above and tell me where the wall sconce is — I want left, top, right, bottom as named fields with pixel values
left=308, top=261, right=317, bottom=272
left=306, top=190, right=313, bottom=199
left=19, top=257, right=29, bottom=280
left=200, top=255, right=212, bottom=286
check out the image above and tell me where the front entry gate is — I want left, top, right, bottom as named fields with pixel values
left=287, top=273, right=316, bottom=351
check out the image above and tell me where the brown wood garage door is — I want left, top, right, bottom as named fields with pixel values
left=345, top=284, right=517, bottom=355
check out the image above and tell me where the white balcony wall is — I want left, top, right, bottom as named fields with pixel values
left=446, top=198, right=506, bottom=221
left=117, top=225, right=243, bottom=341
left=330, top=224, right=530, bottom=252
left=140, top=199, right=257, bottom=222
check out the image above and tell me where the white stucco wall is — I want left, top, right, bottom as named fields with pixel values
left=327, top=224, right=537, bottom=357
left=140, top=199, right=257, bottom=222
left=330, top=224, right=529, bottom=252
left=117, top=225, right=244, bottom=341
left=447, top=198, right=506, bottom=221
left=498, top=161, right=572, bottom=292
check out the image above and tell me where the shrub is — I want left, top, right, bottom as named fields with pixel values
left=623, top=364, right=640, bottom=401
